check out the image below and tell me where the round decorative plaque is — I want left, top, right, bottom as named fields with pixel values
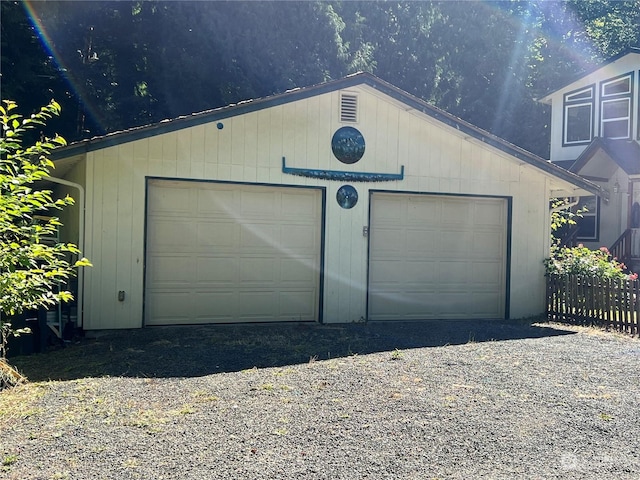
left=336, top=185, right=358, bottom=209
left=331, top=127, right=365, bottom=164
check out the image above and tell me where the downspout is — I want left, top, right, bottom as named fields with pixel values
left=45, top=176, right=85, bottom=329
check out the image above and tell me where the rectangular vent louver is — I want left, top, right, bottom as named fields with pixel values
left=340, top=94, right=358, bottom=123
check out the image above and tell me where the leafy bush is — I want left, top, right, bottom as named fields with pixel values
left=1, top=100, right=90, bottom=386
left=545, top=245, right=637, bottom=281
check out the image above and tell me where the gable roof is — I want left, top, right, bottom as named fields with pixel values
left=538, top=47, right=640, bottom=103
left=570, top=137, right=640, bottom=176
left=51, top=72, right=603, bottom=197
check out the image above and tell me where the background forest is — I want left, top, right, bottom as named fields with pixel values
left=2, top=0, right=639, bottom=158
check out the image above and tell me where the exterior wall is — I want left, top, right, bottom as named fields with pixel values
left=579, top=170, right=631, bottom=251
left=547, top=54, right=640, bottom=162
left=55, top=159, right=86, bottom=246
left=80, top=85, right=558, bottom=329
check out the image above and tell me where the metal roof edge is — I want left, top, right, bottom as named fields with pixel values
left=359, top=76, right=604, bottom=197
left=50, top=71, right=603, bottom=197
left=50, top=73, right=373, bottom=160
left=538, top=47, right=640, bottom=103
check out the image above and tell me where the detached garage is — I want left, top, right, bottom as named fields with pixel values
left=50, top=72, right=601, bottom=330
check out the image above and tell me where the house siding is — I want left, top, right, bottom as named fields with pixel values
left=78, top=85, right=557, bottom=329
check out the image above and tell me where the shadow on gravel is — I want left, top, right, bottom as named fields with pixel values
left=12, top=318, right=575, bottom=381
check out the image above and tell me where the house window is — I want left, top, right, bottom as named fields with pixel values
left=600, top=72, right=633, bottom=140
left=575, top=195, right=599, bottom=241
left=563, top=86, right=594, bottom=145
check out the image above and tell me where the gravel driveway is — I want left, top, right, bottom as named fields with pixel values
left=1, top=319, right=639, bottom=479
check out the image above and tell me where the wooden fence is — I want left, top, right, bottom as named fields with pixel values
left=546, top=274, right=639, bottom=336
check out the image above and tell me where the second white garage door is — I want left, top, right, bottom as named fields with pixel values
left=368, top=193, right=508, bottom=320
left=145, top=180, right=323, bottom=325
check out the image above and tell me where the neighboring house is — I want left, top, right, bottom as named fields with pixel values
left=539, top=47, right=640, bottom=268
left=49, top=72, right=601, bottom=330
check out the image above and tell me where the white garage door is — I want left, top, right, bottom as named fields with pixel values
left=368, top=193, right=508, bottom=320
left=145, top=180, right=323, bottom=325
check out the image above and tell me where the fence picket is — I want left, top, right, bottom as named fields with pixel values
left=546, top=274, right=638, bottom=337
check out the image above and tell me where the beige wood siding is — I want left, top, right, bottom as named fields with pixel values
left=79, top=83, right=562, bottom=329
left=145, top=180, right=322, bottom=325
left=368, top=193, right=508, bottom=320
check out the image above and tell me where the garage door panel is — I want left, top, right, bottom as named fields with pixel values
left=282, top=193, right=318, bottom=217
left=407, top=198, right=440, bottom=223
left=146, top=180, right=321, bottom=325
left=471, top=261, right=503, bottom=281
left=278, top=290, right=317, bottom=318
left=474, top=200, right=506, bottom=225
left=441, top=200, right=472, bottom=224
left=148, top=186, right=192, bottom=214
left=240, top=191, right=276, bottom=217
left=196, top=257, right=239, bottom=283
left=369, top=193, right=507, bottom=321
left=239, top=224, right=278, bottom=249
left=148, top=255, right=196, bottom=285
left=196, top=189, right=234, bottom=214
left=281, top=225, right=318, bottom=250
left=197, top=222, right=237, bottom=249
left=146, top=292, right=195, bottom=323
left=150, top=220, right=196, bottom=251
left=439, top=231, right=469, bottom=256
left=280, top=257, right=318, bottom=283
left=238, top=257, right=276, bottom=284
left=406, top=230, right=439, bottom=252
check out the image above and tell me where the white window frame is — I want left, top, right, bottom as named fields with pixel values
left=575, top=195, right=599, bottom=242
left=562, top=86, right=594, bottom=146
left=599, top=72, right=634, bottom=140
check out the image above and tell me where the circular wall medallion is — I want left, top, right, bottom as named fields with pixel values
left=331, top=127, right=365, bottom=164
left=336, top=185, right=358, bottom=209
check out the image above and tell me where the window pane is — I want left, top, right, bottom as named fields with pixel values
left=566, top=104, right=591, bottom=142
left=579, top=196, right=597, bottom=213
left=602, top=99, right=629, bottom=119
left=603, top=76, right=631, bottom=96
left=576, top=216, right=597, bottom=240
left=566, top=88, right=592, bottom=102
left=602, top=119, right=630, bottom=139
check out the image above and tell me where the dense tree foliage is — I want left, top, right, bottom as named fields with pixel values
left=2, top=1, right=638, bottom=157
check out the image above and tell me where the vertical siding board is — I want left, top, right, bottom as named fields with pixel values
left=268, top=106, right=283, bottom=184
left=130, top=143, right=148, bottom=327
left=293, top=100, right=308, bottom=171
left=257, top=110, right=271, bottom=168
left=88, top=150, right=104, bottom=328
left=99, top=150, right=119, bottom=328
left=115, top=143, right=135, bottom=327
left=161, top=132, right=178, bottom=177
left=203, top=123, right=220, bottom=179
left=230, top=115, right=246, bottom=167
left=175, top=129, right=192, bottom=178
left=190, top=124, right=205, bottom=179
left=83, top=153, right=96, bottom=329
left=305, top=95, right=321, bottom=171
left=317, top=94, right=334, bottom=173
left=217, top=117, right=232, bottom=180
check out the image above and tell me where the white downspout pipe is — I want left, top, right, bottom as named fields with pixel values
left=45, top=176, right=85, bottom=329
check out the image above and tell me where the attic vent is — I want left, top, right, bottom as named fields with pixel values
left=340, top=93, right=358, bottom=123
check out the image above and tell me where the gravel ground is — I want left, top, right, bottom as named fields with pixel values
left=1, top=320, right=639, bottom=479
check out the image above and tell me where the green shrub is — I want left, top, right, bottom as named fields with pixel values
left=544, top=245, right=637, bottom=281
